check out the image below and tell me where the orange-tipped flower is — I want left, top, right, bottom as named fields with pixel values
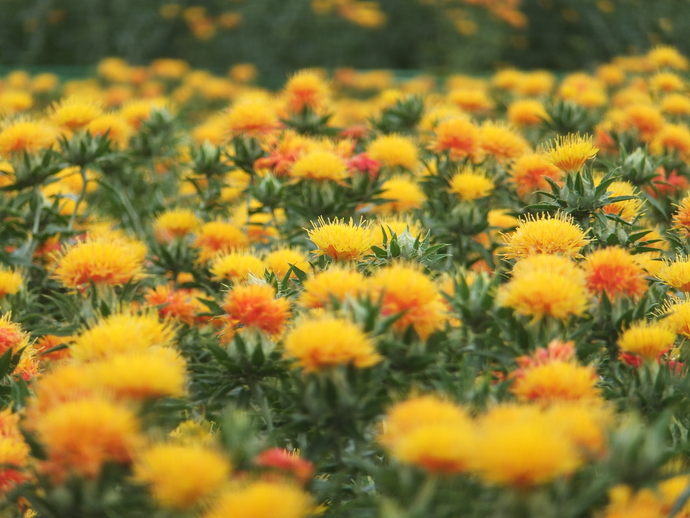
left=307, top=217, right=377, bottom=262
left=582, top=246, right=647, bottom=299
left=223, top=283, right=291, bottom=336
left=53, top=235, right=147, bottom=289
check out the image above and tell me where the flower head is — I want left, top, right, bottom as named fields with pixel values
left=379, top=395, right=471, bottom=449
left=154, top=208, right=201, bottom=242
left=509, top=153, right=563, bottom=198
left=70, top=312, right=176, bottom=361
left=210, top=252, right=265, bottom=282
left=448, top=167, right=495, bottom=202
left=85, top=113, right=132, bottom=149
left=582, top=246, right=647, bottom=299
left=501, top=212, right=590, bottom=260
left=298, top=265, right=366, bottom=309
left=290, top=149, right=349, bottom=182
left=618, top=321, right=676, bottom=361
left=367, top=134, right=419, bottom=170
left=284, top=315, right=380, bottom=371
left=507, top=99, right=548, bottom=127
left=264, top=248, right=311, bottom=279
left=203, top=480, right=313, bottom=518
left=368, top=264, right=447, bottom=339
left=0, top=267, right=22, bottom=299
left=192, top=220, right=249, bottom=264
left=225, top=100, right=280, bottom=136
left=0, top=118, right=57, bottom=157
left=542, top=133, right=598, bottom=174
left=89, top=347, right=187, bottom=400
left=49, top=96, right=103, bottom=131
left=472, top=405, right=581, bottom=487
left=144, top=284, right=207, bottom=325
left=375, top=176, right=426, bottom=212
left=53, top=235, right=147, bottom=289
left=657, top=256, right=690, bottom=292
left=34, top=396, right=141, bottom=478
left=429, top=117, right=481, bottom=160
left=479, top=122, right=530, bottom=163
left=285, top=69, right=330, bottom=113
left=224, top=283, right=291, bottom=336
left=307, top=217, right=377, bottom=262
left=510, top=361, right=600, bottom=403
left=134, top=443, right=231, bottom=509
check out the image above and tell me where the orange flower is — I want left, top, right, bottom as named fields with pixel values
left=284, top=70, right=330, bottom=113
left=479, top=122, right=530, bottom=163
left=368, top=264, right=447, bottom=339
left=429, top=117, right=481, bottom=160
left=223, top=283, right=291, bottom=336
left=0, top=119, right=57, bottom=157
left=144, top=284, right=207, bottom=325
left=509, top=153, right=562, bottom=197
left=582, top=247, right=647, bottom=299
left=192, top=220, right=249, bottom=264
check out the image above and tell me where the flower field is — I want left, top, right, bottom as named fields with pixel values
left=3, top=47, right=690, bottom=517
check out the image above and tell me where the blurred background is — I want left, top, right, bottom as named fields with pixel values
left=0, top=0, right=689, bottom=76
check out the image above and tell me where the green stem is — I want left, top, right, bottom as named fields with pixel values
left=68, top=165, right=88, bottom=231
left=409, top=475, right=438, bottom=518
left=250, top=381, right=273, bottom=432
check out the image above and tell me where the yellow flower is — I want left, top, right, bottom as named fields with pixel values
left=225, top=100, right=280, bottom=136
left=448, top=167, right=495, bottom=201
left=379, top=395, right=471, bottom=449
left=510, top=361, right=600, bottom=403
left=648, top=45, right=689, bottom=70
left=471, top=405, right=581, bottom=487
left=542, top=133, right=598, bottom=174
left=0, top=118, right=57, bottom=157
left=657, top=256, right=690, bottom=292
left=545, top=402, right=611, bottom=458
left=392, top=423, right=475, bottom=474
left=70, top=312, right=176, bottom=361
left=479, top=122, right=530, bottom=163
left=49, top=96, right=103, bottom=132
left=298, top=265, right=365, bottom=309
left=34, top=396, right=141, bottom=478
left=53, top=235, right=147, bottom=289
left=367, top=134, right=419, bottom=170
left=210, top=252, right=265, bottom=282
left=307, top=217, right=377, bottom=262
left=0, top=267, right=22, bottom=299
left=601, top=180, right=642, bottom=222
left=497, top=254, right=588, bottom=321
left=507, top=99, right=548, bottom=127
left=661, top=94, right=690, bottom=117
left=285, top=69, right=330, bottom=114
left=264, top=247, right=311, bottom=279
left=290, top=149, right=349, bottom=182
left=501, top=212, right=590, bottom=260
left=509, top=153, right=563, bottom=198
left=375, top=176, right=426, bottom=212
left=89, top=346, right=187, bottom=400
left=284, top=315, right=381, bottom=371
left=618, top=322, right=676, bottom=361
left=134, top=443, right=230, bottom=509
left=601, top=485, right=666, bottom=518
left=660, top=298, right=690, bottom=338
left=120, top=98, right=170, bottom=130
left=154, top=208, right=201, bottom=242
left=192, top=220, right=249, bottom=264
left=203, top=480, right=313, bottom=518
left=368, top=263, right=447, bottom=339
left=85, top=113, right=132, bottom=149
